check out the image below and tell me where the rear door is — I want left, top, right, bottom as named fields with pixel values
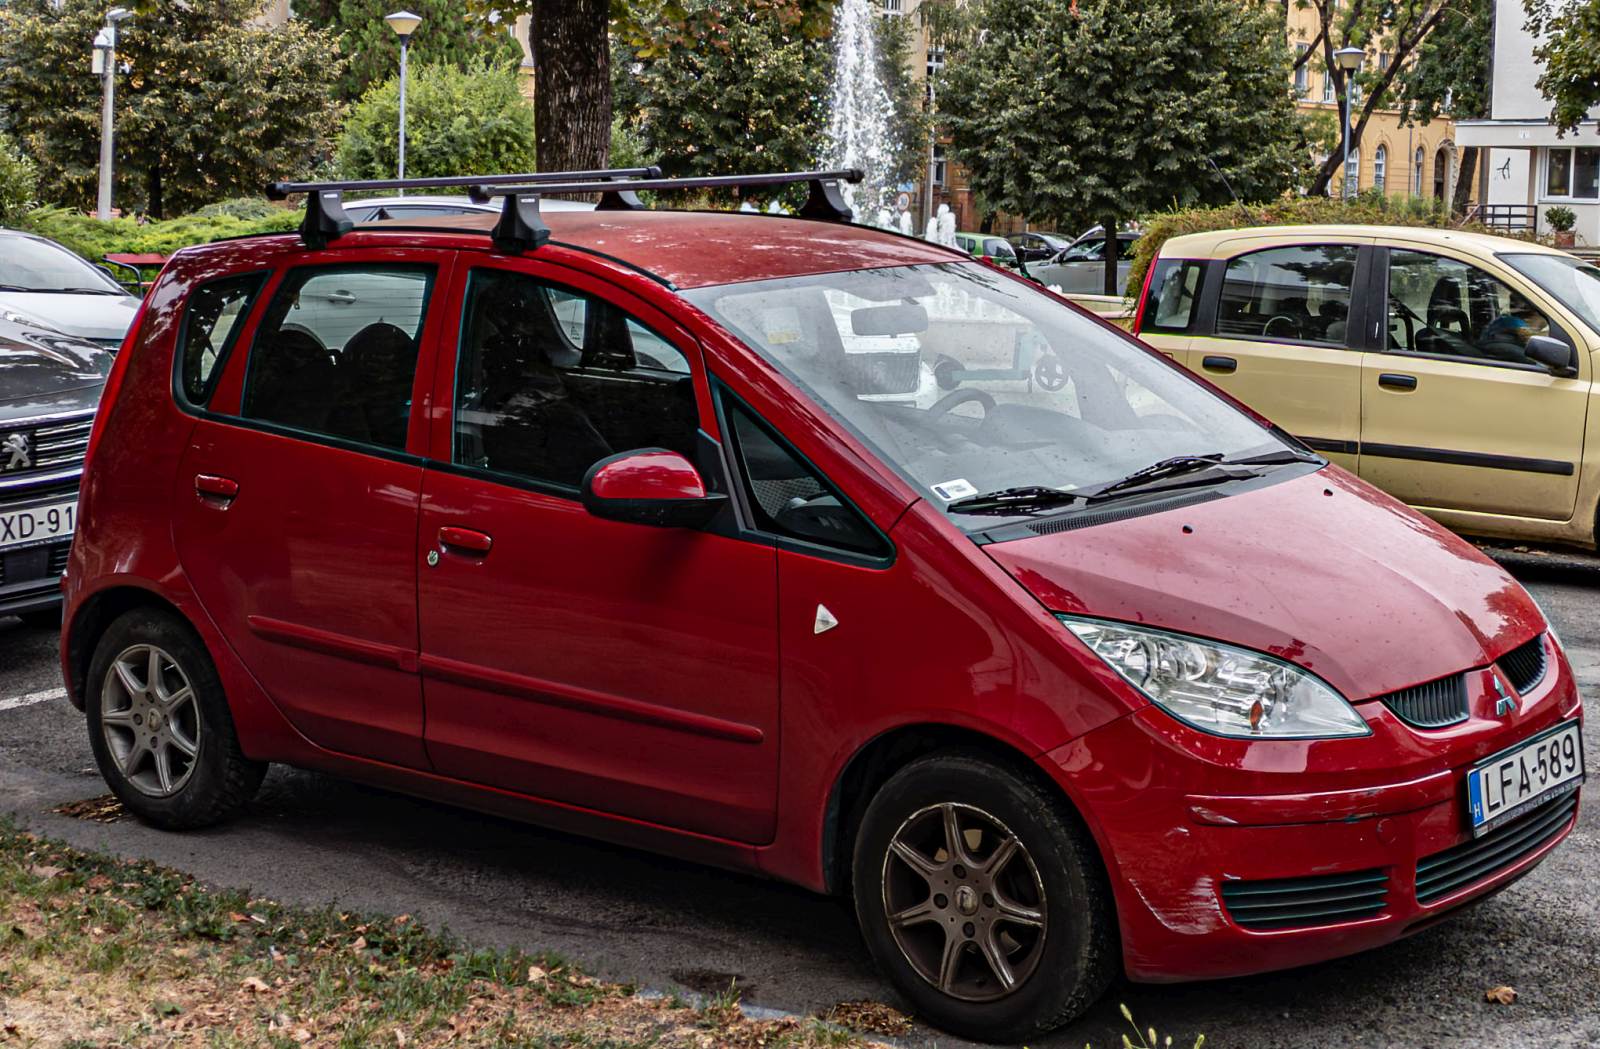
left=1182, top=237, right=1372, bottom=471
left=1357, top=243, right=1590, bottom=520
left=1134, top=256, right=1207, bottom=361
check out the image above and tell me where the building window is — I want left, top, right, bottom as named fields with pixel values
left=1376, top=52, right=1390, bottom=73
left=926, top=47, right=945, bottom=79
left=1374, top=145, right=1387, bottom=192
left=1346, top=151, right=1360, bottom=197
left=1414, top=146, right=1425, bottom=195
left=881, top=0, right=902, bottom=13
left=932, top=144, right=947, bottom=188
left=1294, top=45, right=1310, bottom=96
left=1546, top=147, right=1600, bottom=199
left=1322, top=66, right=1336, bottom=103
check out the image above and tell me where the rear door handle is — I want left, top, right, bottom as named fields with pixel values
left=437, top=526, right=493, bottom=556
left=1378, top=373, right=1418, bottom=391
left=194, top=474, right=239, bottom=505
left=1201, top=355, right=1237, bottom=373
left=325, top=290, right=357, bottom=305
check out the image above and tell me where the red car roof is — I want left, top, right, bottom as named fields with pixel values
left=353, top=209, right=966, bottom=288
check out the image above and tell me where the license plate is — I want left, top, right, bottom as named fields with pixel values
left=0, top=498, right=76, bottom=551
left=1467, top=720, right=1584, bottom=836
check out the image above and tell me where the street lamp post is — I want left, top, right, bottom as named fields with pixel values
left=1333, top=46, right=1365, bottom=200
left=385, top=11, right=423, bottom=194
left=93, top=7, right=133, bottom=221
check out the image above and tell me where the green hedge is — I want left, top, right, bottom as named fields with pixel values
left=12, top=204, right=300, bottom=266
left=1126, top=192, right=1505, bottom=299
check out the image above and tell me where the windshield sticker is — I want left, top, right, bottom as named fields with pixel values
left=761, top=307, right=803, bottom=346
left=931, top=479, right=978, bottom=502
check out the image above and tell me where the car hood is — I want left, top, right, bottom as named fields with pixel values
left=0, top=290, right=138, bottom=344
left=0, top=319, right=111, bottom=424
left=984, top=465, right=1542, bottom=701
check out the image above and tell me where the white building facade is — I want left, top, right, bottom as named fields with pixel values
left=1458, top=0, right=1600, bottom=244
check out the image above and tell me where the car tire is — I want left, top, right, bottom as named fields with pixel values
left=852, top=752, right=1116, bottom=1043
left=85, top=608, right=265, bottom=829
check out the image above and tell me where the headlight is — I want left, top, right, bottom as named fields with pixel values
left=0, top=308, right=63, bottom=334
left=1060, top=616, right=1369, bottom=739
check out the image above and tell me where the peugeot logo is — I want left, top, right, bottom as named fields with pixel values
left=1, top=432, right=30, bottom=472
left=1492, top=674, right=1519, bottom=719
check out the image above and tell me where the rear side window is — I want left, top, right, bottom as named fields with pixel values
left=1139, top=259, right=1204, bottom=334
left=177, top=273, right=265, bottom=407
left=241, top=264, right=434, bottom=452
left=1216, top=245, right=1357, bottom=346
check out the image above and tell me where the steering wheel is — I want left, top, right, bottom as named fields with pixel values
left=927, top=388, right=997, bottom=422
left=1033, top=353, right=1070, bottom=391
left=1262, top=315, right=1301, bottom=339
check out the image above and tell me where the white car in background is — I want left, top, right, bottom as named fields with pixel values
left=0, top=230, right=140, bottom=350
left=342, top=194, right=595, bottom=224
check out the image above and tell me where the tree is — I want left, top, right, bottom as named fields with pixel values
left=1394, top=0, right=1492, bottom=212
left=1287, top=0, right=1465, bottom=197
left=0, top=0, right=342, bottom=218
left=337, top=61, right=537, bottom=180
left=293, top=0, right=524, bottom=103
left=940, top=0, right=1300, bottom=293
left=1523, top=0, right=1600, bottom=135
left=0, top=130, right=38, bottom=223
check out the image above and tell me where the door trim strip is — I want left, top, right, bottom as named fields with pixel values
left=246, top=615, right=419, bottom=672
left=419, top=653, right=765, bottom=744
left=1290, top=437, right=1574, bottom=476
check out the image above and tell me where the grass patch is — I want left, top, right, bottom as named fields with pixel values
left=0, top=817, right=877, bottom=1048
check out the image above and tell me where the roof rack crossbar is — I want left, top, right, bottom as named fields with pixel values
left=265, top=166, right=663, bottom=201
left=477, top=169, right=864, bottom=223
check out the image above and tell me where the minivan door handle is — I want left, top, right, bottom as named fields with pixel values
left=194, top=474, right=240, bottom=505
left=437, top=526, right=493, bottom=556
left=1201, top=355, right=1237, bottom=374
left=1378, top=373, right=1418, bottom=391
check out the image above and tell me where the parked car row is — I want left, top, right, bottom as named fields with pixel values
left=39, top=170, right=1581, bottom=1045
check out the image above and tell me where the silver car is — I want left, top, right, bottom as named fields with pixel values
left=0, top=230, right=140, bottom=349
left=342, top=194, right=595, bottom=224
left=1029, top=230, right=1141, bottom=295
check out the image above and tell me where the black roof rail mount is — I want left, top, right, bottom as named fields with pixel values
left=479, top=168, right=863, bottom=226
left=264, top=166, right=664, bottom=248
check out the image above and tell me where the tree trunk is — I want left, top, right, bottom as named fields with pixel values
left=531, top=0, right=612, bottom=178
left=147, top=162, right=163, bottom=220
left=1452, top=145, right=1479, bottom=217
left=1103, top=219, right=1120, bottom=297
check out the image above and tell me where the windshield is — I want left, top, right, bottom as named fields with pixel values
left=686, top=262, right=1289, bottom=527
left=0, top=236, right=125, bottom=295
left=1501, top=252, right=1600, bottom=333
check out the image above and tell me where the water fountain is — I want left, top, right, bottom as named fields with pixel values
left=822, top=0, right=897, bottom=223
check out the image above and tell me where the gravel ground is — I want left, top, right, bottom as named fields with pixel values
left=0, top=550, right=1593, bottom=1048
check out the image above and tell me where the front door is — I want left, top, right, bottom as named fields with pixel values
left=1183, top=240, right=1371, bottom=471
left=172, top=251, right=452, bottom=768
left=416, top=261, right=781, bottom=844
left=1358, top=246, right=1590, bottom=520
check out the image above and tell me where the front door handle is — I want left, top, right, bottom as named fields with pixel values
left=194, top=474, right=240, bottom=505
left=1202, top=355, right=1238, bottom=373
left=325, top=290, right=357, bottom=305
left=437, top=526, right=493, bottom=556
left=1378, top=373, right=1418, bottom=391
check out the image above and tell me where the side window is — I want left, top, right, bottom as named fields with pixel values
left=1139, top=259, right=1204, bottom=334
left=178, top=273, right=265, bottom=407
left=241, top=264, right=433, bottom=451
left=1387, top=250, right=1553, bottom=364
left=722, top=397, right=888, bottom=558
left=453, top=268, right=699, bottom=489
left=1216, top=245, right=1357, bottom=346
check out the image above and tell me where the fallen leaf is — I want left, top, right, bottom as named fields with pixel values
left=292, top=1029, right=312, bottom=1043
left=394, top=914, right=411, bottom=925
left=86, top=875, right=112, bottom=890
left=241, top=977, right=270, bottom=994
left=394, top=1030, right=408, bottom=1047
left=27, top=865, right=63, bottom=879
left=1486, top=985, right=1518, bottom=1005
left=526, top=965, right=548, bottom=983
left=351, top=936, right=368, bottom=953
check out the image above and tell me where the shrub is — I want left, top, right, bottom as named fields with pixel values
left=1127, top=191, right=1491, bottom=298
left=13, top=204, right=300, bottom=263
left=1545, top=205, right=1577, bottom=233
left=0, top=130, right=39, bottom=222
left=335, top=61, right=535, bottom=181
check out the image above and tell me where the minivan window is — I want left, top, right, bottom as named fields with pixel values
left=686, top=262, right=1287, bottom=529
left=240, top=264, right=433, bottom=451
left=1388, top=250, right=1551, bottom=364
left=1502, top=253, right=1600, bottom=335
left=1216, top=244, right=1357, bottom=345
left=1140, top=259, right=1205, bottom=334
left=452, top=268, right=699, bottom=490
left=178, top=273, right=265, bottom=406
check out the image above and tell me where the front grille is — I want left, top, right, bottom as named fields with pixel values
left=1380, top=674, right=1468, bottom=729
left=1415, top=791, right=1578, bottom=905
left=0, top=412, right=93, bottom=481
left=1221, top=868, right=1390, bottom=930
left=1499, top=634, right=1548, bottom=695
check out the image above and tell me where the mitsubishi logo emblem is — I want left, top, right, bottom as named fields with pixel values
left=1492, top=674, right=1519, bottom=718
left=1, top=432, right=30, bottom=472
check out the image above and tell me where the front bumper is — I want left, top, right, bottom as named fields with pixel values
left=1049, top=634, right=1584, bottom=982
left=0, top=479, right=78, bottom=618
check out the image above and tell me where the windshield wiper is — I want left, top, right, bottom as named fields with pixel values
left=1073, top=453, right=1228, bottom=501
left=946, top=485, right=1085, bottom=516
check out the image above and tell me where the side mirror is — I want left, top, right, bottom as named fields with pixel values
left=580, top=448, right=726, bottom=528
left=1526, top=334, right=1579, bottom=377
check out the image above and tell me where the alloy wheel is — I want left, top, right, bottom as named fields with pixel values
left=880, top=801, right=1048, bottom=1002
left=100, top=643, right=202, bottom=797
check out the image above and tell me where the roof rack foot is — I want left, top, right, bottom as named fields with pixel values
left=492, top=193, right=551, bottom=254
left=799, top=177, right=854, bottom=223
left=300, top=191, right=354, bottom=250
left=596, top=188, right=646, bottom=211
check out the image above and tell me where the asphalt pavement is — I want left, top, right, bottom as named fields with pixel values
left=0, top=548, right=1596, bottom=1048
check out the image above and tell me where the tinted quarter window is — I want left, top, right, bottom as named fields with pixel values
left=179, top=273, right=264, bottom=406
left=1217, top=245, right=1357, bottom=346
left=1388, top=250, right=1552, bottom=364
left=723, top=397, right=887, bottom=558
left=1140, top=260, right=1204, bottom=334
left=453, top=268, right=699, bottom=489
left=241, top=264, right=433, bottom=451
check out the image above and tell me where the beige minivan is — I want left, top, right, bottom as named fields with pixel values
left=1135, top=225, right=1600, bottom=548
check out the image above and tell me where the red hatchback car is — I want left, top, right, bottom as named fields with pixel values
left=62, top=170, right=1584, bottom=1041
